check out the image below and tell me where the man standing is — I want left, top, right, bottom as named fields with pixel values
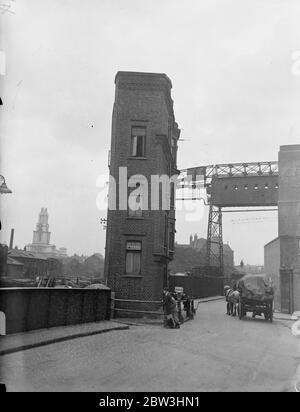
left=163, top=290, right=180, bottom=328
left=170, top=293, right=180, bottom=328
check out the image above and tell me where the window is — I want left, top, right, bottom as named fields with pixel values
left=125, top=241, right=142, bottom=275
left=128, top=181, right=146, bottom=217
left=131, top=127, right=146, bottom=157
left=128, top=192, right=143, bottom=217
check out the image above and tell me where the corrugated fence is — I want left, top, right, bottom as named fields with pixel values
left=0, top=288, right=111, bottom=334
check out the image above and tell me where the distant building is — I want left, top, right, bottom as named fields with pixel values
left=0, top=244, right=8, bottom=277
left=57, top=248, right=68, bottom=258
left=169, top=245, right=203, bottom=274
left=25, top=208, right=67, bottom=258
left=170, top=235, right=235, bottom=277
left=70, top=254, right=87, bottom=264
left=189, top=234, right=207, bottom=252
left=235, top=264, right=264, bottom=275
left=6, top=256, right=24, bottom=278
left=189, top=234, right=234, bottom=268
left=5, top=248, right=62, bottom=279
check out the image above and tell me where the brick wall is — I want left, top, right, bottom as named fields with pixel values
left=264, top=238, right=281, bottom=310
left=278, top=145, right=300, bottom=311
left=105, top=72, right=180, bottom=312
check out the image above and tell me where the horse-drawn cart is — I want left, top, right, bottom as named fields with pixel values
left=237, top=274, right=274, bottom=322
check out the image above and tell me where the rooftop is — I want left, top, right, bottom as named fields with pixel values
left=7, top=256, right=24, bottom=266
left=115, top=71, right=172, bottom=88
left=280, top=144, right=300, bottom=151
left=8, top=249, right=53, bottom=261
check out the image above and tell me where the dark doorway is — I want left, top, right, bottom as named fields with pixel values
left=280, top=268, right=293, bottom=314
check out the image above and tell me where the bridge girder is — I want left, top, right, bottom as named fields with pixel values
left=177, top=161, right=279, bottom=275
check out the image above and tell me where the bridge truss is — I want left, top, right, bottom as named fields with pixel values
left=177, top=161, right=279, bottom=275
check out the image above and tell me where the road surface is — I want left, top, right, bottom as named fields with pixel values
left=0, top=300, right=299, bottom=392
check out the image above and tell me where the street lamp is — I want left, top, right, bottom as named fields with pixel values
left=0, top=175, right=12, bottom=194
left=0, top=174, right=12, bottom=231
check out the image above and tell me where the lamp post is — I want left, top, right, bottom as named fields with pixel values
left=0, top=174, right=12, bottom=231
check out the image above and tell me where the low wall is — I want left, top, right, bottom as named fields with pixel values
left=169, top=275, right=223, bottom=298
left=0, top=287, right=111, bottom=335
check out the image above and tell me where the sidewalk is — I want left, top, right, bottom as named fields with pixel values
left=0, top=321, right=129, bottom=356
left=113, top=296, right=225, bottom=326
left=195, top=295, right=224, bottom=304
left=0, top=297, right=225, bottom=354
left=273, top=312, right=298, bottom=322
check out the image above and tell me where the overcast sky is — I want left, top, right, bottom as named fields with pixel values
left=1, top=0, right=300, bottom=264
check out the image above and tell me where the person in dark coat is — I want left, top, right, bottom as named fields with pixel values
left=163, top=290, right=177, bottom=328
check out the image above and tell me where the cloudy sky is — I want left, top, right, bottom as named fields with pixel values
left=0, top=0, right=300, bottom=264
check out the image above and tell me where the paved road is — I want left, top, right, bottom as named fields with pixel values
left=0, top=300, right=299, bottom=392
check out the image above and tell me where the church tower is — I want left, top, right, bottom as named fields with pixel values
left=32, top=208, right=51, bottom=244
left=25, top=208, right=67, bottom=257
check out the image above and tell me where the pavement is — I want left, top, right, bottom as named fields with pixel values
left=273, top=312, right=297, bottom=321
left=1, top=299, right=299, bottom=392
left=113, top=295, right=225, bottom=326
left=0, top=294, right=294, bottom=355
left=0, top=296, right=223, bottom=355
left=0, top=321, right=129, bottom=356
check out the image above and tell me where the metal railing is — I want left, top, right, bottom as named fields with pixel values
left=111, top=297, right=195, bottom=320
left=111, top=298, right=164, bottom=316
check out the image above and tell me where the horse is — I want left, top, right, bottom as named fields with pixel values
left=224, top=286, right=240, bottom=316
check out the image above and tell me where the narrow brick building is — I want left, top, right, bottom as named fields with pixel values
left=104, top=71, right=180, bottom=313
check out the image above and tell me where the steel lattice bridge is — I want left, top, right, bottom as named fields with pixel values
left=177, top=161, right=279, bottom=274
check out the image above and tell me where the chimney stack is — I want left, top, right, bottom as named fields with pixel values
left=9, top=228, right=14, bottom=250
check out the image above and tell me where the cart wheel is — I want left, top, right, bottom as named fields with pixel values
left=238, top=302, right=243, bottom=320
left=267, top=302, right=273, bottom=322
left=269, top=308, right=273, bottom=323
